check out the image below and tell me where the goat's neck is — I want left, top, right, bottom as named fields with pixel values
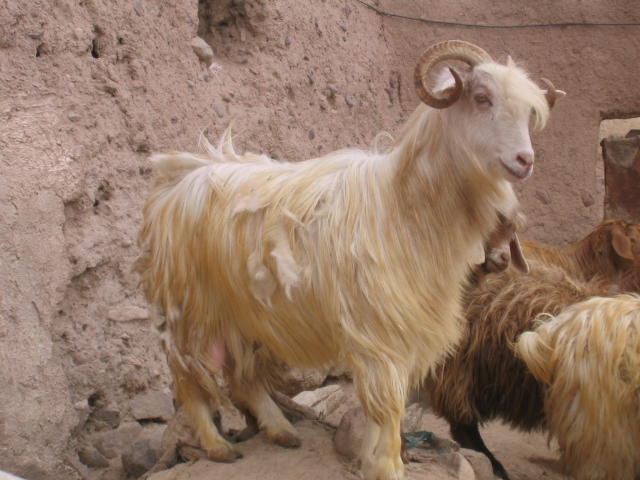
left=389, top=140, right=514, bottom=282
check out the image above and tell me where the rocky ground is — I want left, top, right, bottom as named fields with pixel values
left=55, top=374, right=566, bottom=480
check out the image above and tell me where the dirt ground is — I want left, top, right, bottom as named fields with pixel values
left=1, top=0, right=639, bottom=478
left=145, top=382, right=566, bottom=480
left=144, top=422, right=564, bottom=480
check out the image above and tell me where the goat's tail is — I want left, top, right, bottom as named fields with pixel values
left=514, top=329, right=553, bottom=385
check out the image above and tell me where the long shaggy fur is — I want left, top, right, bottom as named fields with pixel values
left=134, top=56, right=550, bottom=480
left=427, top=262, right=614, bottom=430
left=425, top=220, right=640, bottom=479
left=515, top=294, right=640, bottom=480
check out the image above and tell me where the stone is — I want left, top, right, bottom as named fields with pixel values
left=402, top=403, right=424, bottom=433
left=78, top=446, right=110, bottom=468
left=190, top=37, right=214, bottom=66
left=73, top=399, right=90, bottom=433
left=122, top=437, right=161, bottom=478
left=344, top=93, right=355, bottom=107
left=280, top=366, right=328, bottom=395
left=130, top=391, right=175, bottom=422
left=94, top=422, right=143, bottom=459
left=581, top=191, right=595, bottom=207
left=292, top=385, right=342, bottom=418
left=437, top=452, right=476, bottom=480
left=535, top=187, right=551, bottom=205
left=333, top=406, right=366, bottom=459
left=107, top=306, right=149, bottom=322
left=460, top=448, right=494, bottom=480
left=93, top=407, right=121, bottom=428
left=67, top=112, right=81, bottom=122
left=213, top=104, right=225, bottom=118
left=133, top=0, right=144, bottom=16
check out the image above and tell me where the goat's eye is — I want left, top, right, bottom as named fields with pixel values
left=475, top=94, right=488, bottom=104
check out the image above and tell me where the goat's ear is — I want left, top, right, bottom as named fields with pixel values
left=510, top=233, right=530, bottom=273
left=612, top=226, right=634, bottom=260
left=541, top=89, right=567, bottom=102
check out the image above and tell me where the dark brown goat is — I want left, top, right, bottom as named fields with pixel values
left=426, top=219, right=640, bottom=479
left=426, top=264, right=616, bottom=479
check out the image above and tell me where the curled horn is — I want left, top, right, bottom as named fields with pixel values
left=540, top=78, right=557, bottom=109
left=414, top=40, right=493, bottom=109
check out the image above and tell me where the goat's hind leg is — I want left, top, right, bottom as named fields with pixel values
left=450, top=422, right=510, bottom=480
left=224, top=351, right=300, bottom=448
left=177, top=380, right=242, bottom=462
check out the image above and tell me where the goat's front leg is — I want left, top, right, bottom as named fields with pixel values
left=354, top=358, right=407, bottom=480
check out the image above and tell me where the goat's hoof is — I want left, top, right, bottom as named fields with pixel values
left=269, top=429, right=301, bottom=448
left=180, top=444, right=241, bottom=463
left=207, top=444, right=243, bottom=462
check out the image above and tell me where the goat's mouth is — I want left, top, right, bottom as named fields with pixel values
left=483, top=257, right=508, bottom=273
left=500, top=160, right=532, bottom=181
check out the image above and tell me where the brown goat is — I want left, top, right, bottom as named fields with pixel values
left=426, top=263, right=617, bottom=479
left=520, top=218, right=639, bottom=284
left=425, top=219, right=640, bottom=479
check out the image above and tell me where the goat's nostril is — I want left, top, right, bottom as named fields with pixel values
left=517, top=154, right=533, bottom=168
left=500, top=252, right=510, bottom=263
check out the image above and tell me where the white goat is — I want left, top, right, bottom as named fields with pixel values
left=134, top=41, right=560, bottom=480
left=516, top=294, right=640, bottom=480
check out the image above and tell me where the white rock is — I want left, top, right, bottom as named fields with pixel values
left=190, top=37, right=214, bottom=66
left=292, top=384, right=340, bottom=409
left=402, top=402, right=424, bottom=433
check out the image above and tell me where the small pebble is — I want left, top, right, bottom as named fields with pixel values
left=171, top=117, right=178, bottom=124
left=190, top=36, right=214, bottom=66
left=581, top=191, right=595, bottom=207
left=213, top=104, right=225, bottom=117
left=67, top=112, right=81, bottom=122
left=344, top=94, right=355, bottom=107
left=308, top=129, right=315, bottom=140
left=187, top=80, right=195, bottom=87
left=535, top=187, right=552, bottom=205
left=133, top=0, right=144, bottom=16
left=284, top=36, right=291, bottom=46
left=222, top=95, right=231, bottom=103
left=307, top=72, right=315, bottom=84
left=337, top=21, right=347, bottom=32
